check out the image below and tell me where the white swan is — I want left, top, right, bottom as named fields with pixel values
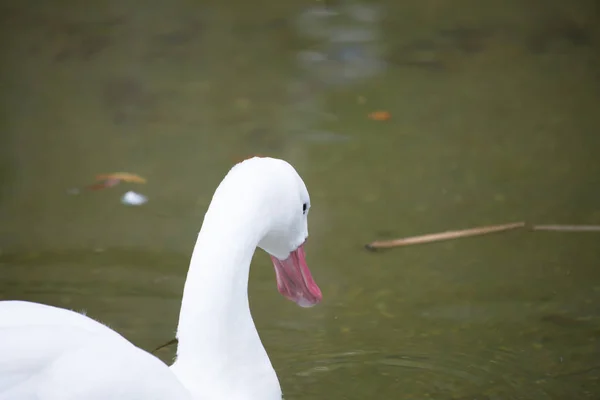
left=0, top=156, right=322, bottom=400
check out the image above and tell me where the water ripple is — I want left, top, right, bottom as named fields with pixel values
left=286, top=344, right=585, bottom=399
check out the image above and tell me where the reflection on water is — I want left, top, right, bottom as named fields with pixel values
left=295, top=2, right=386, bottom=86
left=1, top=0, right=600, bottom=398
left=280, top=1, right=387, bottom=148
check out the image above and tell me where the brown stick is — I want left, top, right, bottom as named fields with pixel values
left=365, top=222, right=526, bottom=250
left=531, top=225, right=600, bottom=232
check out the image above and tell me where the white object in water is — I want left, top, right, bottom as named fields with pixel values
left=121, top=190, right=148, bottom=206
left=0, top=156, right=322, bottom=400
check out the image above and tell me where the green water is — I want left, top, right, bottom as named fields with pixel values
left=1, top=0, right=600, bottom=398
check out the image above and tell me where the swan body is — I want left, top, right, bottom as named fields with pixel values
left=0, top=157, right=322, bottom=400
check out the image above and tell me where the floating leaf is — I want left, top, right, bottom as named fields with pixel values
left=95, top=172, right=147, bottom=184
left=86, top=178, right=121, bottom=191
left=368, top=111, right=391, bottom=121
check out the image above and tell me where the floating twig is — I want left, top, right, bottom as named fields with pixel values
left=365, top=222, right=526, bottom=250
left=531, top=224, right=600, bottom=232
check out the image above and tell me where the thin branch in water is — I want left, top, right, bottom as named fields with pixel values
left=151, top=337, right=178, bottom=354
left=365, top=222, right=526, bottom=251
left=531, top=225, right=600, bottom=232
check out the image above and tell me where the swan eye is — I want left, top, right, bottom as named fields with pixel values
left=302, top=203, right=308, bottom=214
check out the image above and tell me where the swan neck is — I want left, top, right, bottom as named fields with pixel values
left=172, top=205, right=280, bottom=398
left=176, top=214, right=262, bottom=360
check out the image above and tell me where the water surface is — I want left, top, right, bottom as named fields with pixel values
left=1, top=0, right=599, bottom=398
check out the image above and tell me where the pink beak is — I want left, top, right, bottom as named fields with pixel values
left=270, top=243, right=322, bottom=307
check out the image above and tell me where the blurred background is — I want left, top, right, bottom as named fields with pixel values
left=1, top=0, right=599, bottom=398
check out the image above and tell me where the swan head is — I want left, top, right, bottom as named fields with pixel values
left=227, top=156, right=322, bottom=308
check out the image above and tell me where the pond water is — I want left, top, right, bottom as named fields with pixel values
left=1, top=0, right=599, bottom=398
